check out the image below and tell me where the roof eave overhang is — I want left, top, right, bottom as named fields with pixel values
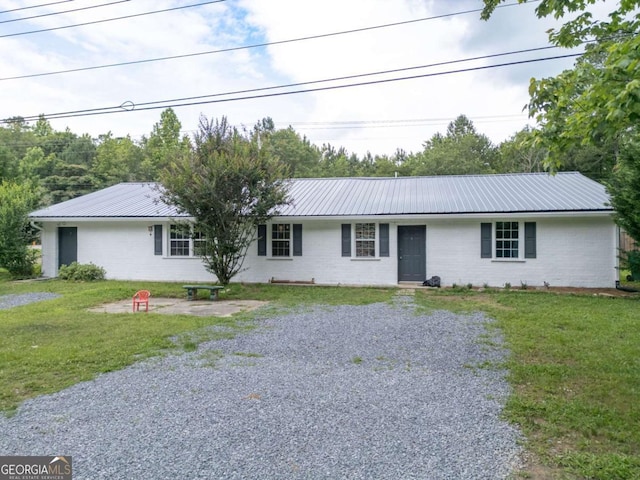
left=29, top=215, right=193, bottom=222
left=30, top=210, right=614, bottom=223
left=272, top=210, right=614, bottom=221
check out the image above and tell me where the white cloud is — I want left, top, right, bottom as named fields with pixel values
left=0, top=0, right=582, bottom=155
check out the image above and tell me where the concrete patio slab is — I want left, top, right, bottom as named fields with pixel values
left=88, top=298, right=268, bottom=317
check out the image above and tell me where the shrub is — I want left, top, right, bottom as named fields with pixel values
left=58, top=262, right=106, bottom=281
left=621, top=250, right=640, bottom=275
left=2, top=248, right=38, bottom=279
left=0, top=181, right=40, bottom=278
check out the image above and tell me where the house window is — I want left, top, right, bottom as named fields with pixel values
left=355, top=223, right=376, bottom=257
left=272, top=224, right=290, bottom=257
left=193, top=230, right=207, bottom=257
left=169, top=224, right=206, bottom=257
left=258, top=224, right=302, bottom=257
left=495, top=221, right=519, bottom=258
left=170, top=224, right=191, bottom=256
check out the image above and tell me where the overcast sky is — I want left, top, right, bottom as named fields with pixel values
left=0, top=0, right=586, bottom=156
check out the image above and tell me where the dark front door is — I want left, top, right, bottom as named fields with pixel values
left=398, top=225, right=426, bottom=282
left=58, top=227, right=77, bottom=268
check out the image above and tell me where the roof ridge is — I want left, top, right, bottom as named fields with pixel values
left=292, top=172, right=580, bottom=181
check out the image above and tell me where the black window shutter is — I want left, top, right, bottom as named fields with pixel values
left=293, top=224, right=302, bottom=256
left=481, top=223, right=492, bottom=258
left=525, top=222, right=537, bottom=258
left=154, top=225, right=163, bottom=255
left=257, top=224, right=267, bottom=256
left=379, top=223, right=389, bottom=257
left=341, top=224, right=351, bottom=257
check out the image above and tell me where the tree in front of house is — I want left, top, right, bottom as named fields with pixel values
left=159, top=115, right=290, bottom=285
left=0, top=181, right=40, bottom=277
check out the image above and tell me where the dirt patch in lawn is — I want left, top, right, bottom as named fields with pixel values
left=89, top=298, right=268, bottom=317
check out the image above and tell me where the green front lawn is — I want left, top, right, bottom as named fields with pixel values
left=0, top=280, right=394, bottom=414
left=416, top=289, right=640, bottom=479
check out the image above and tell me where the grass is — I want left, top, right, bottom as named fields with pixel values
left=415, top=288, right=640, bottom=479
left=0, top=279, right=394, bottom=414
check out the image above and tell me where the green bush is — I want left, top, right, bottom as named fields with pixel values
left=0, top=181, right=40, bottom=278
left=58, top=262, right=106, bottom=281
left=621, top=250, right=640, bottom=280
left=2, top=248, right=37, bottom=279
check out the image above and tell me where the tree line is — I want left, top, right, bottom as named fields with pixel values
left=0, top=108, right=616, bottom=206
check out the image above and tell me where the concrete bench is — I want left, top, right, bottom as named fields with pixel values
left=182, top=285, right=224, bottom=301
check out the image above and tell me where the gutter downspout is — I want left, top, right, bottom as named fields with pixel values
left=616, top=281, right=640, bottom=293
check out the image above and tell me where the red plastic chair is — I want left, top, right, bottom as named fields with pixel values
left=132, top=290, right=150, bottom=312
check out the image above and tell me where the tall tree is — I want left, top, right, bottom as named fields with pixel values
left=19, top=146, right=57, bottom=182
left=482, top=0, right=640, bottom=240
left=92, top=133, right=143, bottom=187
left=159, top=116, right=290, bottom=285
left=60, top=134, right=97, bottom=167
left=140, top=108, right=190, bottom=181
left=405, top=115, right=497, bottom=175
left=496, top=127, right=547, bottom=173
left=481, top=1, right=640, bottom=162
left=0, top=119, right=36, bottom=180
left=266, top=126, right=321, bottom=178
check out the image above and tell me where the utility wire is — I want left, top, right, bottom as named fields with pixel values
left=0, top=0, right=131, bottom=25
left=0, top=0, right=534, bottom=80
left=2, top=53, right=581, bottom=124
left=0, top=0, right=226, bottom=38
left=4, top=45, right=564, bottom=121
left=0, top=1, right=74, bottom=15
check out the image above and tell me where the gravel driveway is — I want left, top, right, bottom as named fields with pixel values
left=0, top=294, right=522, bottom=479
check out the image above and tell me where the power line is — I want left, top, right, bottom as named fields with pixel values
left=129, top=45, right=562, bottom=110
left=0, top=1, right=74, bottom=15
left=2, top=53, right=581, bottom=124
left=0, top=0, right=131, bottom=25
left=0, top=0, right=535, bottom=81
left=4, top=44, right=563, bottom=121
left=0, top=0, right=226, bottom=38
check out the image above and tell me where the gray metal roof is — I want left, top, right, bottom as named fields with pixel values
left=29, top=173, right=612, bottom=220
left=29, top=183, right=185, bottom=219
left=280, top=172, right=611, bottom=216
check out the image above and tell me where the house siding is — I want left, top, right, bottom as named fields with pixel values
left=237, top=221, right=397, bottom=286
left=39, top=215, right=616, bottom=288
left=426, top=216, right=616, bottom=288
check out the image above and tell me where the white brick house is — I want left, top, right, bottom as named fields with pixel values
left=29, top=173, right=617, bottom=288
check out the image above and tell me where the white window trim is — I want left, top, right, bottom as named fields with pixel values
left=353, top=222, right=378, bottom=258
left=492, top=220, right=523, bottom=261
left=167, top=224, right=205, bottom=258
left=269, top=222, right=293, bottom=258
